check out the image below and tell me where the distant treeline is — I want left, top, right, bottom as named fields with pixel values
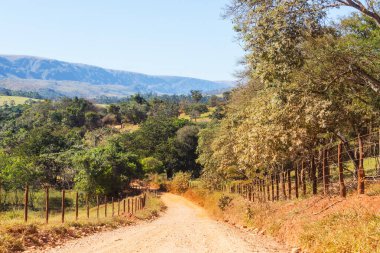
left=93, top=93, right=215, bottom=104
left=0, top=87, right=42, bottom=99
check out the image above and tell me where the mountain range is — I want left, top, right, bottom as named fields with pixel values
left=0, top=55, right=234, bottom=98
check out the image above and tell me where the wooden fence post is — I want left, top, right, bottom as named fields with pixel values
left=96, top=195, right=99, bottom=218
left=271, top=175, right=275, bottom=201
left=131, top=198, right=134, bottom=214
left=252, top=183, right=256, bottom=202
left=358, top=136, right=365, bottom=194
left=104, top=196, right=107, bottom=217
left=318, top=150, right=323, bottom=184
left=255, top=180, right=258, bottom=202
left=276, top=173, right=279, bottom=201
left=86, top=194, right=90, bottom=219
left=282, top=170, right=287, bottom=200
left=311, top=155, right=317, bottom=194
left=247, top=184, right=251, bottom=201
left=45, top=187, right=49, bottom=224
left=61, top=190, right=65, bottom=223
left=287, top=169, right=292, bottom=199
left=295, top=164, right=299, bottom=199
left=128, top=198, right=131, bottom=213
left=338, top=142, right=347, bottom=197
left=301, top=161, right=306, bottom=196
left=75, top=191, right=79, bottom=221
left=24, top=184, right=29, bottom=222
left=112, top=197, right=114, bottom=217
left=123, top=199, right=126, bottom=213
left=323, top=149, right=330, bottom=195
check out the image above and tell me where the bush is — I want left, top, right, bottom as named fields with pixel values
left=170, top=172, right=191, bottom=193
left=184, top=103, right=209, bottom=114
left=218, top=195, right=232, bottom=211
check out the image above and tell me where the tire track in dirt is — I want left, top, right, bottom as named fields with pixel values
left=41, top=193, right=289, bottom=253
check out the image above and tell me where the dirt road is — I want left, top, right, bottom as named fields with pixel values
left=44, top=193, right=289, bottom=253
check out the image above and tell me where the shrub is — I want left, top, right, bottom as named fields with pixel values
left=170, top=172, right=191, bottom=193
left=218, top=195, right=233, bottom=211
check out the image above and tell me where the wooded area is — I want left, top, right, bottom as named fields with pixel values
left=197, top=0, right=380, bottom=192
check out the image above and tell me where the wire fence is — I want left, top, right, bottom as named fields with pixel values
left=0, top=186, right=148, bottom=225
left=219, top=131, right=380, bottom=202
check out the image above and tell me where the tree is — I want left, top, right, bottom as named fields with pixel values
left=209, top=105, right=225, bottom=120
left=119, top=101, right=149, bottom=125
left=226, top=0, right=380, bottom=93
left=149, top=98, right=180, bottom=118
left=141, top=157, right=164, bottom=174
left=197, top=11, right=380, bottom=187
left=0, top=150, right=36, bottom=190
left=222, top=91, right=231, bottom=101
left=85, top=111, right=101, bottom=130
left=209, top=95, right=219, bottom=107
left=173, top=125, right=202, bottom=177
left=190, top=90, right=203, bottom=103
left=131, top=93, right=147, bottom=104
left=74, top=143, right=142, bottom=195
left=197, top=123, right=226, bottom=188
left=328, top=0, right=380, bottom=26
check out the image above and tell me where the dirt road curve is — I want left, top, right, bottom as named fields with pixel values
left=43, top=193, right=289, bottom=253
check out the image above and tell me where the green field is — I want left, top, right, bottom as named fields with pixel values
left=0, top=96, right=40, bottom=105
left=179, top=107, right=216, bottom=123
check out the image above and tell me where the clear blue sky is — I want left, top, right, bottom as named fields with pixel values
left=0, top=0, right=244, bottom=81
left=0, top=1, right=354, bottom=81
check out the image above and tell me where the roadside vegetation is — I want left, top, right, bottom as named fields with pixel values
left=179, top=183, right=380, bottom=253
left=0, top=193, right=164, bottom=253
left=170, top=2, right=380, bottom=252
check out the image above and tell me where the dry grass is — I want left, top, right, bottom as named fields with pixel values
left=111, top=123, right=140, bottom=132
left=179, top=107, right=216, bottom=123
left=183, top=184, right=380, bottom=253
left=0, top=96, right=39, bottom=105
left=0, top=194, right=165, bottom=253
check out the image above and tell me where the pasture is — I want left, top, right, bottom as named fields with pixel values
left=0, top=96, right=40, bottom=105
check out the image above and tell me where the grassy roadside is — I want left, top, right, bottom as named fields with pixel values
left=0, top=194, right=166, bottom=253
left=182, top=184, right=380, bottom=253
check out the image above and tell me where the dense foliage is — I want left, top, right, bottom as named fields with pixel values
left=0, top=92, right=216, bottom=195
left=197, top=2, right=380, bottom=187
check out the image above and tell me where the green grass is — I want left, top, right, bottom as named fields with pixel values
left=179, top=106, right=216, bottom=123
left=0, top=96, right=40, bottom=105
left=95, top=104, right=108, bottom=108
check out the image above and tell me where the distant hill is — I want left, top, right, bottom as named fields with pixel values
left=0, top=55, right=235, bottom=98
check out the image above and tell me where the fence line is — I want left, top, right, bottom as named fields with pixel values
left=215, top=131, right=380, bottom=203
left=0, top=186, right=148, bottom=224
